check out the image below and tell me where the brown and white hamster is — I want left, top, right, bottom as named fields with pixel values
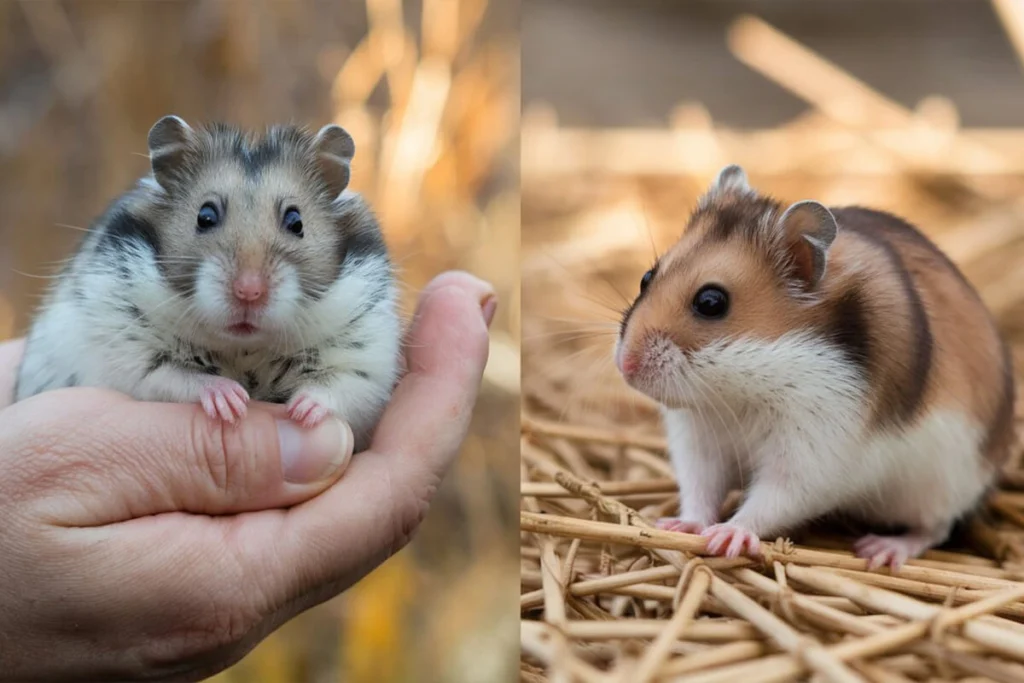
left=14, top=115, right=402, bottom=450
left=615, top=165, right=1015, bottom=569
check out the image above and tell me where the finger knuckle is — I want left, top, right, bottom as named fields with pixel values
left=189, top=415, right=253, bottom=502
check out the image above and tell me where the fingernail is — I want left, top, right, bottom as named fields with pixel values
left=278, top=418, right=354, bottom=484
left=481, top=294, right=497, bottom=328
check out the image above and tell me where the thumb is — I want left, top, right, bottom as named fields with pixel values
left=3, top=389, right=353, bottom=525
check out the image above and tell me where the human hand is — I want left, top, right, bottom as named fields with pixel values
left=0, top=271, right=495, bottom=682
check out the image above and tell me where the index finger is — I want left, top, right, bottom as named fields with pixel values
left=0, top=338, right=25, bottom=409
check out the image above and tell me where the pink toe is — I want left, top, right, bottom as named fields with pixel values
left=701, top=525, right=759, bottom=557
left=868, top=551, right=890, bottom=571
left=226, top=393, right=247, bottom=416
left=212, top=396, right=230, bottom=422
left=202, top=397, right=217, bottom=419
left=889, top=552, right=907, bottom=571
left=702, top=534, right=717, bottom=553
left=706, top=534, right=727, bottom=556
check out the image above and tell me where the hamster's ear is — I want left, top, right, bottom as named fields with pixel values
left=710, top=164, right=751, bottom=195
left=148, top=115, right=194, bottom=191
left=776, top=200, right=838, bottom=290
left=313, top=124, right=356, bottom=199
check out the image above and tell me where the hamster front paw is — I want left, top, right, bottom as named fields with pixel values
left=287, top=390, right=334, bottom=429
left=200, top=377, right=250, bottom=423
left=701, top=523, right=761, bottom=558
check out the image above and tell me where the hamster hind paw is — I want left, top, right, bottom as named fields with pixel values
left=200, top=378, right=250, bottom=423
left=701, top=523, right=761, bottom=558
left=854, top=532, right=937, bottom=571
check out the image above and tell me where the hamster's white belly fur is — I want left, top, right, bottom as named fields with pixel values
left=842, top=410, right=988, bottom=529
left=661, top=332, right=992, bottom=539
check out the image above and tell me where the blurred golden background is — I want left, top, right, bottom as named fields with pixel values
left=0, top=1, right=519, bottom=681
left=521, top=1, right=1024, bottom=679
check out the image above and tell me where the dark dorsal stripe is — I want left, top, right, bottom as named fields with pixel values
left=981, top=341, right=1016, bottom=466
left=828, top=288, right=871, bottom=372
left=97, top=206, right=161, bottom=257
left=831, top=207, right=933, bottom=427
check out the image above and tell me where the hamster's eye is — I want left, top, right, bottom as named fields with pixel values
left=283, top=206, right=303, bottom=238
left=640, top=269, right=654, bottom=293
left=692, top=285, right=729, bottom=319
left=196, top=203, right=220, bottom=232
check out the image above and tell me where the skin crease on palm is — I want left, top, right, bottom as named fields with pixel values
left=0, top=270, right=495, bottom=683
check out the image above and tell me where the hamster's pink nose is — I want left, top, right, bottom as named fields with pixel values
left=233, top=272, right=267, bottom=305
left=616, top=345, right=639, bottom=377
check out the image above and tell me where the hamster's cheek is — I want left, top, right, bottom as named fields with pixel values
left=193, top=260, right=232, bottom=321
left=619, top=332, right=691, bottom=405
left=264, top=265, right=304, bottom=326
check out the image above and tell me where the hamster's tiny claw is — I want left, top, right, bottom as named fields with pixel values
left=701, top=523, right=761, bottom=558
left=656, top=518, right=707, bottom=534
left=287, top=393, right=331, bottom=429
left=200, top=378, right=249, bottom=423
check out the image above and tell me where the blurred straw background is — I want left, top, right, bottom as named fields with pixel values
left=521, top=1, right=1024, bottom=680
left=0, top=1, right=519, bottom=681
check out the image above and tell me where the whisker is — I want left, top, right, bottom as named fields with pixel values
left=10, top=269, right=63, bottom=280
left=522, top=330, right=617, bottom=345
left=534, top=248, right=632, bottom=317
left=637, top=194, right=660, bottom=263
left=53, top=223, right=93, bottom=233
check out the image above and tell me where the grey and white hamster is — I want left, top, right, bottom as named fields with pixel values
left=15, top=115, right=402, bottom=450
